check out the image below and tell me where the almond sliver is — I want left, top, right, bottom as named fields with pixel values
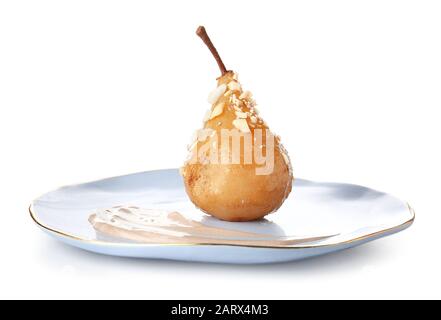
left=227, top=81, right=241, bottom=91
left=208, top=84, right=227, bottom=104
left=210, top=102, right=224, bottom=120
left=235, top=111, right=248, bottom=119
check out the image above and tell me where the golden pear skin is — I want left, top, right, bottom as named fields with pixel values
left=180, top=27, right=293, bottom=222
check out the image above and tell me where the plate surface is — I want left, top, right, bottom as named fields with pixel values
left=30, top=169, right=414, bottom=264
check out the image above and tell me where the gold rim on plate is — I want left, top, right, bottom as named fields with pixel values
left=29, top=204, right=415, bottom=250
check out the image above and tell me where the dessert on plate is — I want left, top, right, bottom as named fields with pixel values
left=31, top=27, right=413, bottom=262
left=88, top=26, right=294, bottom=244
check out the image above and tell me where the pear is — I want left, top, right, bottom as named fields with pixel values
left=180, top=26, right=293, bottom=222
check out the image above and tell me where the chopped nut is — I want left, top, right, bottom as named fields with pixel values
left=235, top=111, right=248, bottom=119
left=224, top=90, right=232, bottom=97
left=239, top=90, right=252, bottom=100
left=230, top=94, right=241, bottom=107
left=208, top=84, right=227, bottom=104
left=210, top=102, right=224, bottom=120
left=232, top=118, right=250, bottom=133
left=233, top=105, right=242, bottom=112
left=250, top=115, right=257, bottom=124
left=227, top=81, right=241, bottom=91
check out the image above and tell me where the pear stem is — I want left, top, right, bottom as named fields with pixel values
left=196, top=26, right=228, bottom=76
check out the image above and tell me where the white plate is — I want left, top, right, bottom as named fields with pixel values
left=30, top=169, right=414, bottom=264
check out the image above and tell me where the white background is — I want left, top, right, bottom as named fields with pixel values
left=1, top=0, right=440, bottom=299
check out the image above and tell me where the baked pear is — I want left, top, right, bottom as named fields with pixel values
left=180, top=26, right=293, bottom=222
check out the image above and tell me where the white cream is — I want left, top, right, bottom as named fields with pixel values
left=92, top=206, right=190, bottom=237
left=89, top=206, right=333, bottom=246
